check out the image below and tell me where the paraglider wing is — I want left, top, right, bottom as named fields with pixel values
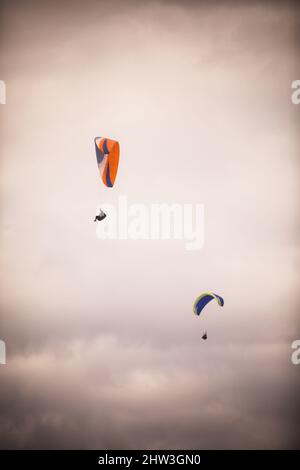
left=94, top=137, right=120, bottom=187
left=193, top=292, right=224, bottom=316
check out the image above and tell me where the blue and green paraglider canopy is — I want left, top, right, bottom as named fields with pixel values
left=193, top=292, right=224, bottom=316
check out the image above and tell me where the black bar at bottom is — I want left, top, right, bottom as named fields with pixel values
left=0, top=450, right=299, bottom=468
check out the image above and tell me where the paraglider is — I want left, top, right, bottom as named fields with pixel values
left=193, top=292, right=224, bottom=340
left=94, top=136, right=119, bottom=222
left=94, top=209, right=106, bottom=222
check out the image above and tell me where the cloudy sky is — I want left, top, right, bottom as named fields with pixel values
left=0, top=0, right=299, bottom=449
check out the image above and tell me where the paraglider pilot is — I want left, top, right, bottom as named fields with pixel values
left=94, top=209, right=106, bottom=222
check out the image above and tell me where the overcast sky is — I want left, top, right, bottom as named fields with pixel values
left=0, top=0, right=299, bottom=449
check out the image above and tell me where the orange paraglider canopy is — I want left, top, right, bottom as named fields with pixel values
left=94, top=137, right=119, bottom=187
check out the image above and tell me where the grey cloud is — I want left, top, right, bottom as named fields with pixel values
left=0, top=337, right=299, bottom=449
